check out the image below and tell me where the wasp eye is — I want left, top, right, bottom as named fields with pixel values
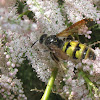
left=39, top=34, right=47, bottom=44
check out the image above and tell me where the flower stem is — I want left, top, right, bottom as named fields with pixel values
left=17, top=10, right=30, bottom=19
left=79, top=70, right=100, bottom=97
left=41, top=67, right=58, bottom=100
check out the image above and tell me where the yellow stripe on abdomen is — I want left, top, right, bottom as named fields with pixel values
left=62, top=41, right=79, bottom=58
left=75, top=44, right=86, bottom=59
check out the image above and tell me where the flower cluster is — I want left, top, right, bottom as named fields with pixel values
left=0, top=42, right=27, bottom=99
left=64, top=0, right=100, bottom=23
left=27, top=0, right=66, bottom=35
left=0, top=75, right=27, bottom=100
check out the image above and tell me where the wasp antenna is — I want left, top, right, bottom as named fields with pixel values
left=31, top=40, right=38, bottom=48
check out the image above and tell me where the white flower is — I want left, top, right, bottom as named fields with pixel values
left=64, top=0, right=100, bottom=23
left=26, top=0, right=66, bottom=35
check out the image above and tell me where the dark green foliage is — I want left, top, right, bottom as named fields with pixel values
left=17, top=58, right=64, bottom=100
left=17, top=59, right=45, bottom=100
left=79, top=25, right=100, bottom=48
left=0, top=95, right=5, bottom=100
left=16, top=0, right=36, bottom=21
left=16, top=0, right=25, bottom=14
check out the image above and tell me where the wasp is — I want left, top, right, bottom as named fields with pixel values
left=34, top=18, right=96, bottom=62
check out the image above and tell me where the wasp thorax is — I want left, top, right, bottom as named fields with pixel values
left=45, top=35, right=63, bottom=48
left=39, top=34, right=47, bottom=44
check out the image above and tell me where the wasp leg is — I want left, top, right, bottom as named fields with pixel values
left=50, top=52, right=59, bottom=63
left=50, top=52, right=67, bottom=71
left=89, top=41, right=100, bottom=47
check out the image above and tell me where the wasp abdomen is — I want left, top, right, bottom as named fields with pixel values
left=62, top=41, right=96, bottom=60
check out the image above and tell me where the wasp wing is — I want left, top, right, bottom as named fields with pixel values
left=56, top=18, right=95, bottom=37
left=48, top=44, right=68, bottom=60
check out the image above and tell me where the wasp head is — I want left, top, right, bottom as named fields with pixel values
left=39, top=34, right=47, bottom=44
